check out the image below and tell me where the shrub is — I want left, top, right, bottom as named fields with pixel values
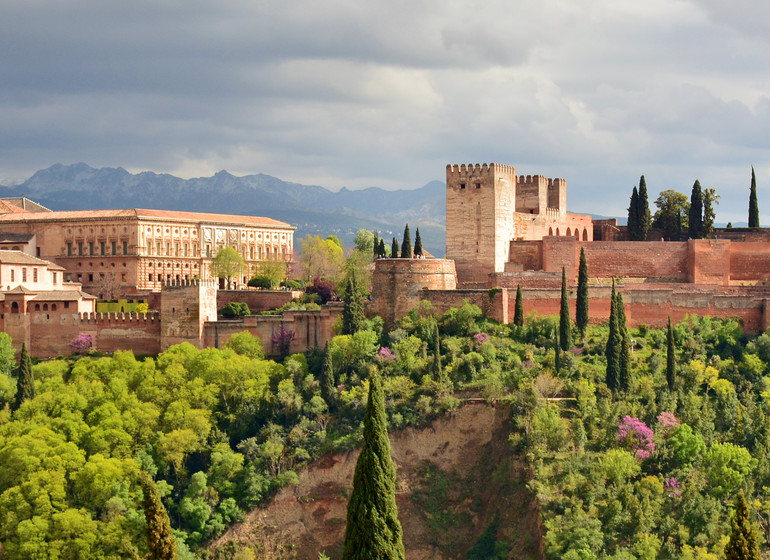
left=248, top=276, right=272, bottom=289
left=306, top=278, right=336, bottom=304
left=221, top=302, right=251, bottom=318
left=69, top=333, right=94, bottom=354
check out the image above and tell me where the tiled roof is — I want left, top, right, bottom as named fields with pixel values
left=0, top=208, right=293, bottom=228
left=0, top=251, right=53, bottom=266
left=0, top=290, right=96, bottom=301
left=6, top=285, right=34, bottom=294
left=0, top=233, right=36, bottom=243
left=0, top=198, right=50, bottom=212
left=0, top=200, right=29, bottom=214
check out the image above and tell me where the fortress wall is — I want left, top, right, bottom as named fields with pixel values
left=506, top=242, right=543, bottom=272
left=491, top=271, right=562, bottom=290
left=203, top=305, right=342, bottom=357
left=217, top=289, right=301, bottom=313
left=729, top=242, right=770, bottom=282
left=688, top=240, right=730, bottom=284
left=422, top=288, right=508, bottom=324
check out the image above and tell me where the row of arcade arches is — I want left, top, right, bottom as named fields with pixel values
left=549, top=227, right=589, bottom=240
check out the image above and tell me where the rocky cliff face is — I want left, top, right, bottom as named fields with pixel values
left=212, top=404, right=542, bottom=560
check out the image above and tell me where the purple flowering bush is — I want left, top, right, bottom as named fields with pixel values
left=68, top=333, right=94, bottom=354
left=473, top=332, right=489, bottom=349
left=617, top=415, right=656, bottom=460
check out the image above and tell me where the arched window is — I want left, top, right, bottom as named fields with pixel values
left=575, top=229, right=580, bottom=239
left=51, top=304, right=57, bottom=311
left=43, top=304, right=49, bottom=311
left=34, top=303, right=40, bottom=311
left=556, top=228, right=560, bottom=236
left=566, top=228, right=571, bottom=237
left=11, top=302, right=19, bottom=313
left=583, top=229, right=588, bottom=241
left=549, top=227, right=553, bottom=236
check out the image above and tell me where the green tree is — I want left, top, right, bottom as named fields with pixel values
left=210, top=247, right=247, bottom=289
left=666, top=317, right=676, bottom=391
left=342, top=268, right=366, bottom=335
left=378, top=239, right=386, bottom=258
left=299, top=234, right=345, bottom=282
left=0, top=332, right=15, bottom=376
left=140, top=471, right=177, bottom=560
left=321, top=342, right=335, bottom=408
left=576, top=248, right=589, bottom=339
left=559, top=267, right=571, bottom=351
left=342, top=374, right=405, bottom=560
left=372, top=231, right=379, bottom=258
left=391, top=237, right=399, bottom=258
left=400, top=224, right=412, bottom=259
left=653, top=189, right=689, bottom=241
left=513, top=285, right=524, bottom=327
left=12, top=343, right=34, bottom=411
left=353, top=229, right=375, bottom=254
left=414, top=228, right=423, bottom=257
left=628, top=186, right=640, bottom=240
left=615, top=291, right=631, bottom=391
left=431, top=321, right=445, bottom=383
left=725, top=490, right=761, bottom=560
left=749, top=166, right=759, bottom=228
left=638, top=175, right=651, bottom=240
left=703, top=187, right=719, bottom=238
left=689, top=180, right=704, bottom=239
left=224, top=331, right=265, bottom=359
left=605, top=281, right=620, bottom=394
left=251, top=258, right=287, bottom=288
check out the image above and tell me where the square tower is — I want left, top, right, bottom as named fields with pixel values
left=446, top=163, right=517, bottom=286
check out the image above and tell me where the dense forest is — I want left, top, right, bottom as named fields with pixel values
left=0, top=298, right=768, bottom=559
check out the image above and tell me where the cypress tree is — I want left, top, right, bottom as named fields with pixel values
left=321, top=342, right=336, bottom=408
left=342, top=269, right=366, bottom=335
left=559, top=267, right=571, bottom=351
left=391, top=237, right=399, bottom=258
left=605, top=280, right=620, bottom=394
left=628, top=186, right=640, bottom=240
left=615, top=291, right=631, bottom=392
left=689, top=180, right=704, bottom=239
left=400, top=224, right=412, bottom=259
left=139, top=472, right=177, bottom=560
left=414, top=228, right=423, bottom=257
left=638, top=175, right=651, bottom=240
left=725, top=490, right=761, bottom=560
left=12, top=343, right=34, bottom=412
left=666, top=317, right=676, bottom=392
left=342, top=374, right=405, bottom=560
left=513, top=285, right=524, bottom=327
left=373, top=231, right=379, bottom=258
left=749, top=166, right=760, bottom=228
left=576, top=248, right=589, bottom=340
left=378, top=238, right=386, bottom=258
left=554, top=329, right=561, bottom=373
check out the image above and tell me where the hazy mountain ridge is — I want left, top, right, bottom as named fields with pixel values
left=0, top=163, right=447, bottom=255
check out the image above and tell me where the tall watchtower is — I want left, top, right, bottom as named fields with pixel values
left=446, top=163, right=517, bottom=286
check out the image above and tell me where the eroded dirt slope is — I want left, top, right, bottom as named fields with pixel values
left=212, top=403, right=542, bottom=560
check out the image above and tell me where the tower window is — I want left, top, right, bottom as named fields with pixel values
left=459, top=183, right=466, bottom=189
left=475, top=183, right=481, bottom=189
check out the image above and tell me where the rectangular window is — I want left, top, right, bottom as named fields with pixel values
left=53, top=272, right=57, bottom=283
left=89, top=242, right=94, bottom=256
left=250, top=246, right=254, bottom=259
left=100, top=241, right=106, bottom=255
left=192, top=243, right=197, bottom=256
left=166, top=242, right=170, bottom=256
left=123, top=241, right=128, bottom=254
left=10, top=270, right=14, bottom=282
left=147, top=242, right=152, bottom=254
left=22, top=268, right=26, bottom=282
left=121, top=273, right=126, bottom=282
left=156, top=241, right=161, bottom=255
left=184, top=243, right=188, bottom=256
left=111, top=241, right=117, bottom=255
left=88, top=274, right=93, bottom=282
left=174, top=242, right=179, bottom=256
left=64, top=301, right=70, bottom=309
left=77, top=274, right=82, bottom=282
left=33, top=268, right=38, bottom=282
left=148, top=273, right=153, bottom=282
left=78, top=242, right=83, bottom=256
left=67, top=242, right=72, bottom=256
left=206, top=244, right=211, bottom=257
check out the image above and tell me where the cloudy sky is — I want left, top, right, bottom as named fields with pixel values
left=2, top=0, right=769, bottom=223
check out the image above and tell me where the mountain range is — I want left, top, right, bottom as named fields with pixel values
left=0, top=163, right=447, bottom=256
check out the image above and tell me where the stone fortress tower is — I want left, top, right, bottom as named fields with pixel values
left=446, top=162, right=592, bottom=287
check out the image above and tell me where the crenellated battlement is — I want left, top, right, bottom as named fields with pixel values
left=76, top=311, right=160, bottom=325
left=446, top=162, right=517, bottom=179
left=161, top=278, right=218, bottom=290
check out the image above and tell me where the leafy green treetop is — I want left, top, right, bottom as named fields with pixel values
left=653, top=190, right=689, bottom=241
left=210, top=247, right=247, bottom=289
left=13, top=343, right=34, bottom=412
left=400, top=224, right=412, bottom=259
left=703, top=187, right=719, bottom=238
left=666, top=317, right=676, bottom=391
left=342, top=373, right=405, bottom=560
left=749, top=166, right=759, bottom=228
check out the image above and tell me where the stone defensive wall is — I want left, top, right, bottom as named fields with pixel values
left=517, top=284, right=770, bottom=333
left=446, top=162, right=516, bottom=178
left=203, top=304, right=342, bottom=358
left=371, top=258, right=458, bottom=329
left=217, top=289, right=302, bottom=313
left=421, top=288, right=508, bottom=325
left=505, top=237, right=770, bottom=285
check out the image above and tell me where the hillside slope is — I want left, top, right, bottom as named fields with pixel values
left=212, top=404, right=542, bottom=560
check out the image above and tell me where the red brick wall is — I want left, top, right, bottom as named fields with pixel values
left=420, top=289, right=508, bottom=324
left=729, top=242, right=770, bottom=282
left=689, top=240, right=730, bottom=284
left=217, top=289, right=301, bottom=313
left=506, top=242, right=542, bottom=271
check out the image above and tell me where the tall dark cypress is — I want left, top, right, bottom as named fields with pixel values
left=749, top=166, right=760, bottom=228
left=400, top=224, right=412, bottom=259
left=378, top=239, right=386, bottom=258
left=615, top=291, right=631, bottom=392
left=628, top=186, right=640, bottom=240
left=414, top=228, right=423, bottom=257
left=576, top=248, right=589, bottom=339
left=12, top=343, right=34, bottom=412
left=605, top=280, right=620, bottom=394
left=725, top=490, right=761, bottom=560
left=666, top=317, right=676, bottom=392
left=638, top=175, right=651, bottom=240
left=342, top=374, right=405, bottom=560
left=321, top=342, right=336, bottom=408
left=140, top=472, right=177, bottom=560
left=342, top=269, right=366, bottom=335
left=513, top=285, right=524, bottom=327
left=559, top=267, right=572, bottom=351
left=372, top=231, right=379, bottom=258
left=391, top=237, right=399, bottom=258
left=689, top=180, right=704, bottom=239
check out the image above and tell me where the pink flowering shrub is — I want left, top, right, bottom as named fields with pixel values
left=376, top=346, right=396, bottom=362
left=664, top=476, right=682, bottom=498
left=617, top=415, right=656, bottom=460
left=657, top=412, right=681, bottom=432
left=473, top=333, right=489, bottom=349
left=69, top=333, right=94, bottom=354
